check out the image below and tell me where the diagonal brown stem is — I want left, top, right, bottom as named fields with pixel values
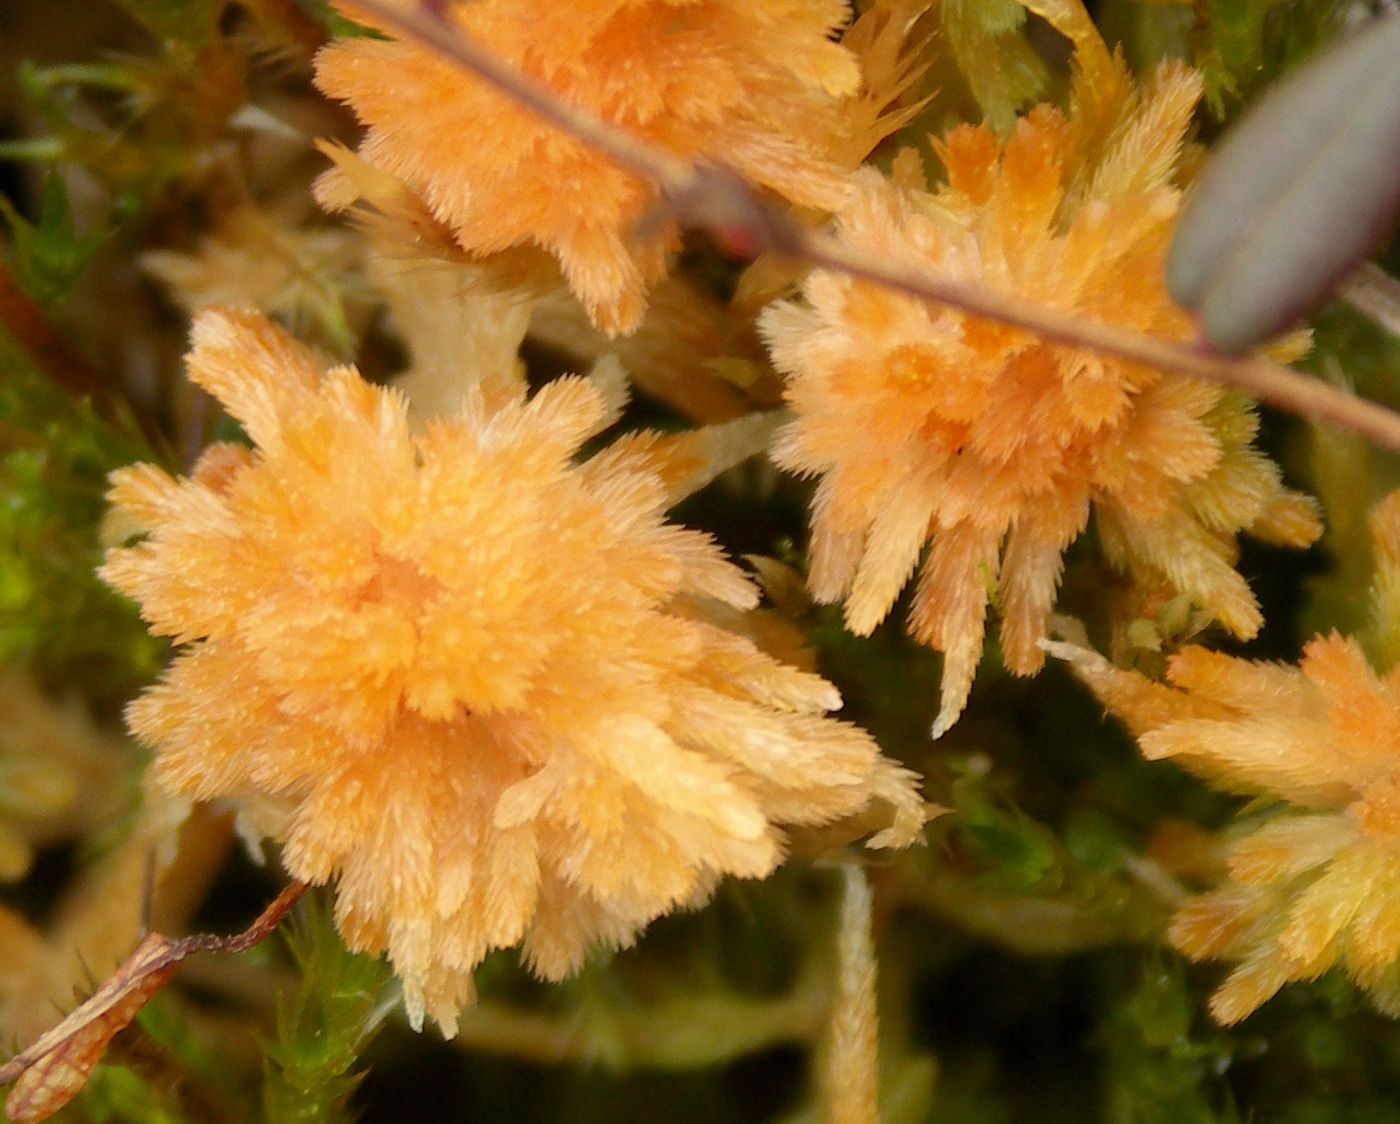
left=340, top=0, right=1400, bottom=453
left=0, top=260, right=108, bottom=402
left=0, top=260, right=166, bottom=451
left=802, top=237, right=1400, bottom=452
left=173, top=880, right=309, bottom=957
left=342, top=0, right=690, bottom=189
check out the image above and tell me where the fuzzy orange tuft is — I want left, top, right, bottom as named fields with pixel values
left=100, top=308, right=923, bottom=1034
left=315, top=0, right=875, bottom=335
left=1055, top=612, right=1400, bottom=1022
left=762, top=63, right=1320, bottom=735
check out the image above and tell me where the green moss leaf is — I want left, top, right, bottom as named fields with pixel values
left=0, top=175, right=122, bottom=314
left=262, top=893, right=392, bottom=1124
left=940, top=0, right=1049, bottom=133
left=1100, top=958, right=1243, bottom=1124
left=290, top=0, right=379, bottom=38
left=112, top=0, right=222, bottom=46
left=0, top=332, right=165, bottom=698
left=1197, top=0, right=1346, bottom=117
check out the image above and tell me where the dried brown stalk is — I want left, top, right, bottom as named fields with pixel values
left=0, top=881, right=307, bottom=1123
left=805, top=237, right=1400, bottom=453
left=0, top=260, right=108, bottom=403
left=0, top=260, right=164, bottom=451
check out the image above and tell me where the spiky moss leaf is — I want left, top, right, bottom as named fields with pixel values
left=75, top=992, right=240, bottom=1124
left=1197, top=0, right=1346, bottom=118
left=1308, top=302, right=1400, bottom=411
left=290, top=0, right=378, bottom=39
left=956, top=802, right=1059, bottom=895
left=1293, top=304, right=1400, bottom=645
left=1168, top=12, right=1400, bottom=354
left=81, top=1066, right=189, bottom=1124
left=112, top=0, right=221, bottom=46
left=1090, top=0, right=1194, bottom=78
left=1223, top=974, right=1400, bottom=1119
left=946, top=757, right=1166, bottom=941
left=1099, top=914, right=1400, bottom=1120
left=0, top=176, right=118, bottom=315
left=7, top=43, right=250, bottom=206
left=262, top=893, right=391, bottom=1124
left=0, top=331, right=165, bottom=699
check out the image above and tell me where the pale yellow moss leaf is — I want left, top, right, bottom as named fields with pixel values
left=825, top=864, right=879, bottom=1124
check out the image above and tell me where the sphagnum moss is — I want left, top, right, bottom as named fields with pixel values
left=1, top=0, right=1399, bottom=1120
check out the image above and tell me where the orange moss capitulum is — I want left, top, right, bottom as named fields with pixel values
left=315, top=0, right=864, bottom=335
left=1051, top=599, right=1400, bottom=1023
left=761, top=61, right=1320, bottom=736
left=100, top=308, right=922, bottom=1035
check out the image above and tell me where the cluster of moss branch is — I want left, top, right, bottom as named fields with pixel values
left=2, top=0, right=1399, bottom=1122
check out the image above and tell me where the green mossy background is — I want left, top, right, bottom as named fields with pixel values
left=2, top=0, right=1398, bottom=1120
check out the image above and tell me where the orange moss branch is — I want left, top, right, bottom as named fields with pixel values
left=348, top=0, right=1400, bottom=454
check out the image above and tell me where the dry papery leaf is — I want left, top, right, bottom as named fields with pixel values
left=0, top=882, right=306, bottom=1123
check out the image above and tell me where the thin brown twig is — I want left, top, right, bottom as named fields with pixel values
left=0, top=878, right=309, bottom=1088
left=802, top=236, right=1400, bottom=452
left=174, top=879, right=309, bottom=957
left=0, top=260, right=108, bottom=401
left=342, top=0, right=1400, bottom=454
left=343, top=0, right=690, bottom=189
left=0, top=260, right=166, bottom=452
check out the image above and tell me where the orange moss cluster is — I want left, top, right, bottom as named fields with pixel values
left=100, top=309, right=921, bottom=1033
left=1059, top=632, right=1400, bottom=1023
left=1054, top=486, right=1400, bottom=1026
left=315, top=0, right=869, bottom=334
left=762, top=62, right=1320, bottom=734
